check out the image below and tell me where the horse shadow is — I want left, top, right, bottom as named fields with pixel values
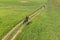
left=27, top=21, right=32, bottom=25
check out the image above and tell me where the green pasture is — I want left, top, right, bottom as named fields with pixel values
left=15, top=0, right=60, bottom=40
left=15, top=7, right=47, bottom=40
left=0, top=0, right=47, bottom=40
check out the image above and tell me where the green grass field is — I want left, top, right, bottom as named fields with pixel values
left=15, top=8, right=47, bottom=40
left=15, top=0, right=60, bottom=40
left=0, top=0, right=47, bottom=40
left=0, top=0, right=60, bottom=40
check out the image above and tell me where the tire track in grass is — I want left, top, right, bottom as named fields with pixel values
left=2, top=6, right=44, bottom=40
left=2, top=19, right=24, bottom=40
left=10, top=5, right=45, bottom=40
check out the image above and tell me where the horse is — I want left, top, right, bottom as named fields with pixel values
left=23, top=16, right=29, bottom=24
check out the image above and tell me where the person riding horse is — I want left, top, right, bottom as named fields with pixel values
left=23, top=16, right=29, bottom=24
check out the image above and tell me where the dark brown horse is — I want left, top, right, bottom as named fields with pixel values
left=23, top=16, right=29, bottom=24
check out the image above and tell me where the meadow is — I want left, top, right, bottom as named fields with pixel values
left=0, top=0, right=47, bottom=40
left=1, top=0, right=60, bottom=40
left=15, top=0, right=60, bottom=40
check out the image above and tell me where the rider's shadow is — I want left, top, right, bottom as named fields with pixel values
left=27, top=21, right=32, bottom=25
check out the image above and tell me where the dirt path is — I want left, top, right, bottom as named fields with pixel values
left=10, top=6, right=45, bottom=40
left=2, top=5, right=45, bottom=40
